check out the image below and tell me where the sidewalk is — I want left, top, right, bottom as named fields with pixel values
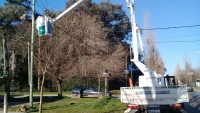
left=0, top=111, right=17, bottom=113
left=0, top=102, right=39, bottom=113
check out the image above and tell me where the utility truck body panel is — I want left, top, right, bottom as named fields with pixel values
left=138, top=76, right=165, bottom=87
left=120, top=86, right=189, bottom=105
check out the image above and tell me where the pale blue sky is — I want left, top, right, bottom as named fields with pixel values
left=1, top=0, right=200, bottom=76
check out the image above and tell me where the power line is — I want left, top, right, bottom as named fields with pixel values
left=156, top=34, right=200, bottom=39
left=104, top=24, right=200, bottom=33
left=35, top=2, right=45, bottom=12
left=144, top=40, right=200, bottom=43
left=39, top=0, right=46, bottom=10
left=141, top=24, right=200, bottom=30
left=160, top=49, right=200, bottom=53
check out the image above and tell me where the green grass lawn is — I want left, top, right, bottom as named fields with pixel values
left=7, top=96, right=127, bottom=113
left=194, top=87, right=200, bottom=92
left=110, top=90, right=120, bottom=95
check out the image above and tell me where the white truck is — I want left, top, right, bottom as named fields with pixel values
left=121, top=0, right=189, bottom=113
left=121, top=79, right=188, bottom=113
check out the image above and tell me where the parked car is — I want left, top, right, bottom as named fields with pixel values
left=71, top=86, right=112, bottom=98
left=72, top=86, right=84, bottom=94
left=187, top=84, right=193, bottom=92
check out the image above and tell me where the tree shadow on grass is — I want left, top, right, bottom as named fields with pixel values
left=0, top=95, right=67, bottom=110
left=9, top=95, right=65, bottom=102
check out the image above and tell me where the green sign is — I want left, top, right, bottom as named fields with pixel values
left=38, top=25, right=45, bottom=36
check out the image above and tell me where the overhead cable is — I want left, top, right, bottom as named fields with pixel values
left=156, top=34, right=200, bottom=39
left=141, top=24, right=200, bottom=30
left=161, top=49, right=200, bottom=53
left=144, top=40, right=200, bottom=43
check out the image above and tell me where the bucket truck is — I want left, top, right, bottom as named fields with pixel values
left=120, top=0, right=188, bottom=113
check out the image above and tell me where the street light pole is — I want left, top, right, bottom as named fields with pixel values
left=30, top=0, right=35, bottom=108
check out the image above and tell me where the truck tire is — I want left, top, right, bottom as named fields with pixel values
left=181, top=103, right=185, bottom=110
left=143, top=110, right=147, bottom=113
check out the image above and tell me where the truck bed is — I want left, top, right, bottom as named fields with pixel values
left=120, top=86, right=189, bottom=105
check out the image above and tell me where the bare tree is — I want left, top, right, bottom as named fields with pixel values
left=35, top=12, right=129, bottom=97
left=183, top=53, right=193, bottom=84
left=174, top=54, right=195, bottom=85
left=144, top=11, right=165, bottom=74
left=36, top=36, right=69, bottom=113
left=174, top=64, right=181, bottom=84
left=195, top=62, right=200, bottom=81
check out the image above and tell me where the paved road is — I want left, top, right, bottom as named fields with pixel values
left=185, top=91, right=200, bottom=113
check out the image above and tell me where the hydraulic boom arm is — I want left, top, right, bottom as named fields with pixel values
left=126, top=0, right=161, bottom=81
left=52, top=0, right=85, bottom=23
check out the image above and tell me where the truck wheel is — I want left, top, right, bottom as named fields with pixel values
left=181, top=103, right=185, bottom=110
left=139, top=109, right=147, bottom=113
left=143, top=110, right=147, bottom=113
left=136, top=109, right=142, bottom=113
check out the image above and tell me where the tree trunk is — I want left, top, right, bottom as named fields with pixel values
left=4, top=82, right=10, bottom=100
left=49, top=80, right=51, bottom=92
left=38, top=77, right=41, bottom=92
left=98, top=77, right=100, bottom=98
left=56, top=79, right=62, bottom=97
left=39, top=74, right=45, bottom=113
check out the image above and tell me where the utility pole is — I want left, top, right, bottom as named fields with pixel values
left=2, top=36, right=8, bottom=113
left=30, top=0, right=35, bottom=108
left=28, top=42, right=30, bottom=85
left=3, top=35, right=10, bottom=99
left=3, top=93, right=7, bottom=113
left=11, top=39, right=15, bottom=97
